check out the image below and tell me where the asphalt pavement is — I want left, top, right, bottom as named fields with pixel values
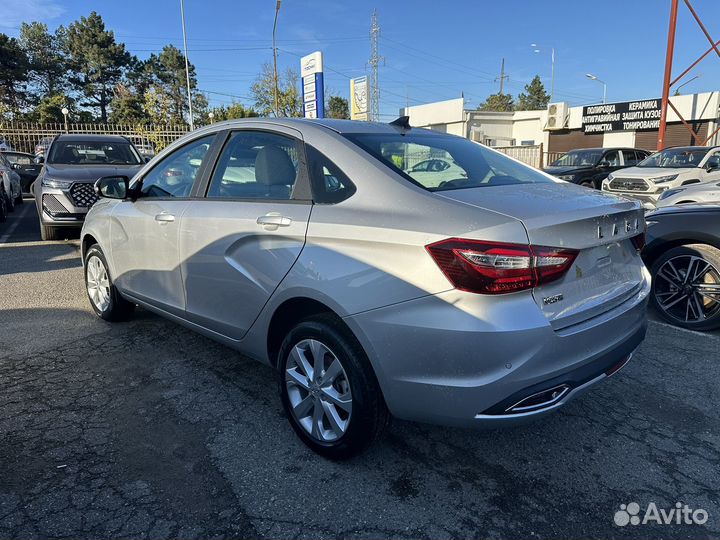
left=0, top=202, right=718, bottom=539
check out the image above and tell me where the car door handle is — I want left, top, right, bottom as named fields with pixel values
left=256, top=213, right=292, bottom=227
left=154, top=213, right=176, bottom=224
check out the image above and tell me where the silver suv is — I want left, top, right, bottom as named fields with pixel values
left=35, top=134, right=144, bottom=240
left=81, top=118, right=650, bottom=458
left=602, top=145, right=720, bottom=207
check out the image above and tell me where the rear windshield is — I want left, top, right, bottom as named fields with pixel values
left=48, top=141, right=142, bottom=165
left=3, top=153, right=33, bottom=165
left=344, top=133, right=553, bottom=191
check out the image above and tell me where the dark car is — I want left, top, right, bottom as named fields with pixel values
left=643, top=203, right=720, bottom=331
left=35, top=134, right=144, bottom=241
left=1, top=151, right=42, bottom=196
left=544, top=147, right=651, bottom=189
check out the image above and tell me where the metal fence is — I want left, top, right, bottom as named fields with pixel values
left=487, top=145, right=566, bottom=169
left=0, top=122, right=190, bottom=155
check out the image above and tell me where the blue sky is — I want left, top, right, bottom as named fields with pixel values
left=3, top=0, right=719, bottom=119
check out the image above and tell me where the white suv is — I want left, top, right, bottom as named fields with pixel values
left=601, top=146, right=720, bottom=207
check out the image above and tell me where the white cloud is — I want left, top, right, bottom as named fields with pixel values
left=0, top=0, right=65, bottom=30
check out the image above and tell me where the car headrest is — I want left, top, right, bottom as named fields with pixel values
left=255, top=146, right=296, bottom=186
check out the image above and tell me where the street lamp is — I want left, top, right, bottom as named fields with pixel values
left=272, top=0, right=282, bottom=117
left=674, top=73, right=702, bottom=95
left=585, top=73, right=607, bottom=104
left=531, top=43, right=555, bottom=102
left=180, top=0, right=194, bottom=130
left=61, top=107, right=69, bottom=133
left=208, top=111, right=214, bottom=123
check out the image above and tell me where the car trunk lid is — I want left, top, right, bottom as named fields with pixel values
left=438, top=182, right=646, bottom=329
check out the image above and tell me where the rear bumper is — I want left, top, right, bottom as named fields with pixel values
left=344, top=269, right=650, bottom=428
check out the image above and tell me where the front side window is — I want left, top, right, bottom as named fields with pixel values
left=603, top=150, right=621, bottom=166
left=345, top=132, right=554, bottom=191
left=638, top=148, right=709, bottom=168
left=207, top=131, right=300, bottom=200
left=140, top=135, right=214, bottom=198
left=48, top=140, right=142, bottom=165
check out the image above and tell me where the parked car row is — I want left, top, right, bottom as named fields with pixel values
left=0, top=151, right=32, bottom=222
left=545, top=144, right=720, bottom=209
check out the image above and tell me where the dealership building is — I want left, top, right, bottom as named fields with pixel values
left=401, top=92, right=720, bottom=156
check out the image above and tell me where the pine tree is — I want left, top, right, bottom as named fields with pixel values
left=516, top=75, right=551, bottom=111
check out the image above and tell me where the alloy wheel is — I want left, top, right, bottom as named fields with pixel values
left=654, top=254, right=720, bottom=323
left=285, top=338, right=353, bottom=442
left=86, top=255, right=111, bottom=312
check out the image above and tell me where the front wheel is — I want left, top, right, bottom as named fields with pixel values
left=84, top=244, right=135, bottom=321
left=278, top=315, right=389, bottom=459
left=650, top=244, right=720, bottom=331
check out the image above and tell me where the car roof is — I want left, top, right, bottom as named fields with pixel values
left=565, top=147, right=649, bottom=152
left=660, top=145, right=719, bottom=151
left=53, top=134, right=131, bottom=142
left=205, top=117, right=444, bottom=136
left=0, top=150, right=32, bottom=156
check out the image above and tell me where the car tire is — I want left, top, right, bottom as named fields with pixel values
left=5, top=189, right=15, bottom=212
left=650, top=244, right=720, bottom=331
left=40, top=223, right=61, bottom=241
left=278, top=314, right=389, bottom=459
left=0, top=191, right=6, bottom=223
left=84, top=244, right=135, bottom=321
left=15, top=192, right=23, bottom=205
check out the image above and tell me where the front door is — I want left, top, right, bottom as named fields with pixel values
left=111, top=134, right=216, bottom=316
left=180, top=128, right=312, bottom=340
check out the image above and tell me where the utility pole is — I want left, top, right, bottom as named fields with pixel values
left=658, top=0, right=679, bottom=151
left=272, top=0, right=282, bottom=117
left=368, top=10, right=383, bottom=122
left=496, top=58, right=509, bottom=94
left=180, top=0, right=194, bottom=130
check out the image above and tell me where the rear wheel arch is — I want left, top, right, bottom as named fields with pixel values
left=267, top=297, right=346, bottom=369
left=644, top=237, right=720, bottom=268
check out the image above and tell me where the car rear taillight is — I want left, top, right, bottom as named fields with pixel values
left=426, top=238, right=578, bottom=294
left=630, top=232, right=645, bottom=251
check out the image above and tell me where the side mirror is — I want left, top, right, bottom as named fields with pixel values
left=34, top=155, right=44, bottom=164
left=11, top=163, right=19, bottom=170
left=598, top=160, right=610, bottom=168
left=705, top=157, right=720, bottom=172
left=94, top=176, right=129, bottom=199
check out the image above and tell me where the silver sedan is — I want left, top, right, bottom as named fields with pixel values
left=81, top=118, right=650, bottom=458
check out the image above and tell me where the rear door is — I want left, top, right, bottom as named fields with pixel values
left=180, top=127, right=312, bottom=340
left=111, top=134, right=216, bottom=315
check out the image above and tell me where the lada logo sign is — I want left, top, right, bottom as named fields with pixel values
left=598, top=218, right=639, bottom=239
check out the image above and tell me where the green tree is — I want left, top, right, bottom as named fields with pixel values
left=326, top=95, right=349, bottom=119
left=33, top=93, right=75, bottom=123
left=0, top=34, right=30, bottom=116
left=516, top=75, right=550, bottom=111
left=210, top=102, right=259, bottom=121
left=478, top=93, right=515, bottom=112
left=144, top=44, right=202, bottom=124
left=251, top=62, right=302, bottom=117
left=62, top=12, right=132, bottom=122
left=109, top=83, right=146, bottom=124
left=18, top=22, right=66, bottom=99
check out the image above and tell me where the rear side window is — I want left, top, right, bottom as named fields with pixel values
left=622, top=150, right=638, bottom=165
left=207, top=131, right=301, bottom=200
left=344, top=132, right=553, bottom=192
left=306, top=146, right=355, bottom=203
